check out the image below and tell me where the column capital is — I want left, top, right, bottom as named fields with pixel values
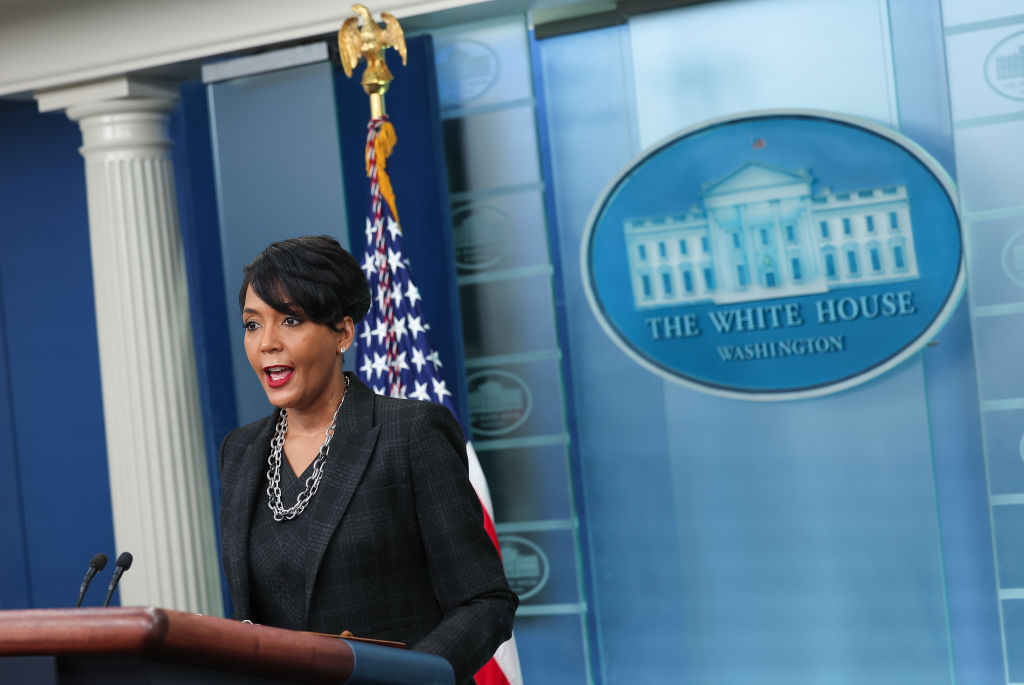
left=38, top=76, right=180, bottom=155
left=35, top=75, right=178, bottom=114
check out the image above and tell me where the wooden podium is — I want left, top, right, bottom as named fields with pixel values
left=0, top=607, right=454, bottom=684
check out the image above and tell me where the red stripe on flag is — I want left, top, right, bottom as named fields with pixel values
left=475, top=654, right=513, bottom=685
left=475, top=497, right=517, bottom=684
left=479, top=498, right=501, bottom=559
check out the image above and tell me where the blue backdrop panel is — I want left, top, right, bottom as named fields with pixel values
left=1004, top=599, right=1024, bottom=682
left=171, top=81, right=238, bottom=616
left=458, top=276, right=558, bottom=359
left=973, top=313, right=1024, bottom=399
left=536, top=25, right=687, bottom=683
left=0, top=128, right=29, bottom=607
left=535, top=0, right=999, bottom=682
left=953, top=120, right=1024, bottom=214
left=662, top=363, right=950, bottom=685
left=888, top=3, right=1001, bottom=677
left=983, top=407, right=1024, bottom=494
left=530, top=27, right=603, bottom=682
left=172, top=81, right=238, bottom=478
left=967, top=214, right=1024, bottom=308
left=431, top=17, right=595, bottom=682
left=0, top=103, right=115, bottom=608
left=514, top=614, right=590, bottom=683
left=993, top=504, right=1024, bottom=588
left=208, top=60, right=351, bottom=427
left=920, top=300, right=1002, bottom=685
left=477, top=444, right=572, bottom=522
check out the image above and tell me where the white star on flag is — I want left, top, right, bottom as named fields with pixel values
left=407, top=314, right=425, bottom=339
left=386, top=215, right=402, bottom=242
left=411, top=347, right=426, bottom=373
left=406, top=281, right=421, bottom=308
left=410, top=380, right=431, bottom=401
left=431, top=378, right=452, bottom=402
left=393, top=316, right=408, bottom=342
left=370, top=351, right=388, bottom=379
left=371, top=318, right=388, bottom=345
left=387, top=247, right=405, bottom=273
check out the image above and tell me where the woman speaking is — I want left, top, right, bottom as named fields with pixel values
left=218, top=235, right=517, bottom=684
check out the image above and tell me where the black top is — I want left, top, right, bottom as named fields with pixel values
left=219, top=374, right=518, bottom=685
left=248, top=449, right=317, bottom=630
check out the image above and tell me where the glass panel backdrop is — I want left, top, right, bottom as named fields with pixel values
left=523, top=0, right=1002, bottom=682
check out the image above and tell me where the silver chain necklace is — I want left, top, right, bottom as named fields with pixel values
left=266, top=376, right=350, bottom=522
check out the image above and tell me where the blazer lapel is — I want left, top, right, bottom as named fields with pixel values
left=302, top=375, right=381, bottom=624
left=221, top=413, right=277, bottom=621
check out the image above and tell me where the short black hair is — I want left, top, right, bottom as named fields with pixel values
left=239, top=235, right=371, bottom=328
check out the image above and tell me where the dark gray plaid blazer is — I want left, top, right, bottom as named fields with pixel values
left=219, top=374, right=517, bottom=684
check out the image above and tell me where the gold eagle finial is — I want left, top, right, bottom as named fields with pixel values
left=339, top=4, right=407, bottom=118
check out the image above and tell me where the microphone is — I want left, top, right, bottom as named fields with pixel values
left=74, top=553, right=108, bottom=607
left=102, top=552, right=133, bottom=608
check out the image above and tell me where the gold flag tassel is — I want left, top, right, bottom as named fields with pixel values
left=366, top=118, right=400, bottom=225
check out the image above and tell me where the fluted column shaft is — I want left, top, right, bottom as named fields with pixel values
left=43, top=84, right=222, bottom=614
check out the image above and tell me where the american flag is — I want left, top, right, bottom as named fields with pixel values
left=355, top=115, right=523, bottom=685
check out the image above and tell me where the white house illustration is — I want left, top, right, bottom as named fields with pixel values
left=624, top=161, right=919, bottom=308
left=469, top=379, right=525, bottom=415
left=997, top=45, right=1024, bottom=80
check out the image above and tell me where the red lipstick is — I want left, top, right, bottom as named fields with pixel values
left=264, top=366, right=294, bottom=388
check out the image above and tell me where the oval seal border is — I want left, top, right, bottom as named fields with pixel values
left=434, top=39, right=502, bottom=106
left=496, top=535, right=550, bottom=601
left=452, top=202, right=513, bottom=272
left=985, top=29, right=1024, bottom=102
left=466, top=369, right=534, bottom=436
left=580, top=109, right=964, bottom=402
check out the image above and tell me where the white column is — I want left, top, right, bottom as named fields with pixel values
left=37, top=78, right=223, bottom=614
